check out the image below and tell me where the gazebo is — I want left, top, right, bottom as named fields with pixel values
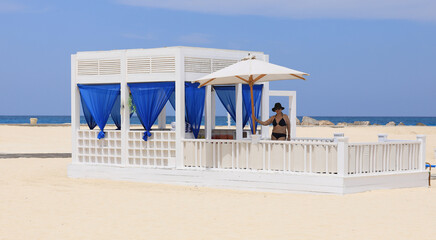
left=68, top=46, right=428, bottom=194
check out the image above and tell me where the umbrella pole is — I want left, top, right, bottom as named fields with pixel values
left=250, top=83, right=256, bottom=135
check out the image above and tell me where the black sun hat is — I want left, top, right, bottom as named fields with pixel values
left=272, top=102, right=285, bottom=112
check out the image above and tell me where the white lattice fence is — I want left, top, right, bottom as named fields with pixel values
left=77, top=130, right=122, bottom=165
left=127, top=131, right=176, bottom=168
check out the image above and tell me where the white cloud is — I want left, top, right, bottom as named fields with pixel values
left=178, top=33, right=212, bottom=44
left=117, top=0, right=436, bottom=21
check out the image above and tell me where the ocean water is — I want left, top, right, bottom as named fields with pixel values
left=0, top=115, right=435, bottom=126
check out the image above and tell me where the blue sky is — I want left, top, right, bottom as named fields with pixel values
left=0, top=0, right=435, bottom=116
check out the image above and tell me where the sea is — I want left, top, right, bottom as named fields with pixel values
left=0, top=115, right=435, bottom=126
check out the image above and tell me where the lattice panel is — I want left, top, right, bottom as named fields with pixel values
left=77, top=130, right=122, bottom=165
left=128, top=131, right=176, bottom=167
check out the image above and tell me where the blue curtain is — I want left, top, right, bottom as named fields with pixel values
left=185, top=82, right=205, bottom=138
left=110, top=95, right=135, bottom=130
left=128, top=82, right=175, bottom=141
left=77, top=84, right=120, bottom=139
left=214, top=86, right=250, bottom=127
left=169, top=92, right=175, bottom=110
left=111, top=95, right=121, bottom=130
left=80, top=94, right=97, bottom=130
left=242, top=84, right=263, bottom=133
left=168, top=83, right=205, bottom=138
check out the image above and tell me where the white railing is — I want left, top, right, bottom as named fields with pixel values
left=347, top=141, right=421, bottom=174
left=182, top=139, right=338, bottom=174
left=75, top=129, right=426, bottom=177
left=182, top=134, right=426, bottom=176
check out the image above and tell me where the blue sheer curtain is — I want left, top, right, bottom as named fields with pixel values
left=242, top=84, right=263, bottom=133
left=110, top=95, right=135, bottom=130
left=185, top=82, right=205, bottom=138
left=214, top=86, right=250, bottom=127
left=110, top=95, right=121, bottom=130
left=78, top=84, right=120, bottom=139
left=168, top=83, right=205, bottom=138
left=128, top=82, right=175, bottom=141
left=80, top=94, right=97, bottom=130
left=169, top=92, right=175, bottom=110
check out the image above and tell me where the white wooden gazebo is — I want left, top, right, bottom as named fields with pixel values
left=68, top=46, right=428, bottom=194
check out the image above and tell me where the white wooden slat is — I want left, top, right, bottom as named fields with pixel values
left=368, top=145, right=372, bottom=173
left=212, top=142, right=216, bottom=168
left=309, top=145, right=312, bottom=173
left=236, top=142, right=239, bottom=169
left=360, top=145, right=364, bottom=174
left=283, top=143, right=286, bottom=171
left=288, top=144, right=291, bottom=172
left=262, top=143, right=266, bottom=170
left=77, top=60, right=98, bottom=75
left=388, top=144, right=392, bottom=171
left=212, top=59, right=238, bottom=72
left=194, top=141, right=198, bottom=168
left=232, top=142, right=235, bottom=169
left=268, top=143, right=271, bottom=171
left=303, top=145, right=307, bottom=173
left=199, top=141, right=202, bottom=168
left=246, top=143, right=249, bottom=170
left=325, top=146, right=329, bottom=174
left=184, top=57, right=211, bottom=73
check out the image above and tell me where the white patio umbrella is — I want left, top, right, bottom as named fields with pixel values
left=194, top=55, right=309, bottom=134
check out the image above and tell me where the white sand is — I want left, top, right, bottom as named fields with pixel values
left=1, top=125, right=436, bottom=239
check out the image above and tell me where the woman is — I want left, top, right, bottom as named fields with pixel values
left=255, top=102, right=290, bottom=140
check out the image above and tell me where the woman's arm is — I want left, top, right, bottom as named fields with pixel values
left=255, top=116, right=274, bottom=126
left=284, top=114, right=291, bottom=140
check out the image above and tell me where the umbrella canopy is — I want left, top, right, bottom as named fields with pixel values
left=193, top=56, right=309, bottom=135
left=195, top=57, right=308, bottom=87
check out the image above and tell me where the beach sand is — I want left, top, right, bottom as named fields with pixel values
left=1, top=125, right=436, bottom=239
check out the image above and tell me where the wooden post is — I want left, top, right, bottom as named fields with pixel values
left=205, top=85, right=212, bottom=139
left=249, top=81, right=256, bottom=135
left=235, top=83, right=243, bottom=140
left=417, top=135, right=426, bottom=171
left=337, top=137, right=349, bottom=177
